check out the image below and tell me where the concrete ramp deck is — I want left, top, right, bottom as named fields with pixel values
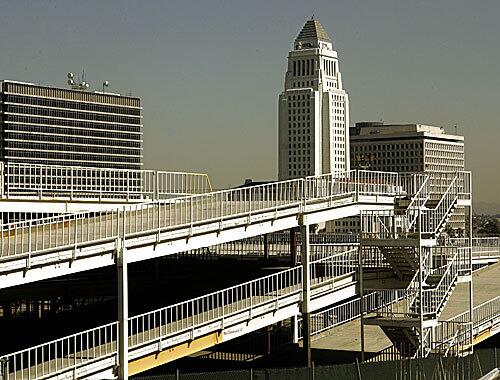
left=309, top=262, right=500, bottom=354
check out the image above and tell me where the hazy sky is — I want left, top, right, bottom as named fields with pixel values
left=1, top=0, right=499, bottom=207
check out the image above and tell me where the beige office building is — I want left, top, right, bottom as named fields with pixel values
left=328, top=122, right=465, bottom=233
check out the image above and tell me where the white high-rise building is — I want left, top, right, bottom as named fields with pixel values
left=278, top=18, right=350, bottom=180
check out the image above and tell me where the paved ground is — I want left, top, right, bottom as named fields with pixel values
left=440, top=262, right=500, bottom=319
left=309, top=262, right=500, bottom=353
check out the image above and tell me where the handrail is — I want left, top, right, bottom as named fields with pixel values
left=447, top=237, right=499, bottom=260
left=0, top=245, right=367, bottom=378
left=2, top=161, right=212, bottom=201
left=419, top=249, right=460, bottom=316
left=406, top=175, right=430, bottom=230
left=361, top=172, right=469, bottom=239
left=0, top=170, right=400, bottom=260
left=0, top=322, right=118, bottom=379
left=309, top=248, right=358, bottom=286
left=421, top=176, right=458, bottom=234
left=300, top=290, right=406, bottom=338
left=375, top=248, right=463, bottom=319
left=433, top=296, right=500, bottom=353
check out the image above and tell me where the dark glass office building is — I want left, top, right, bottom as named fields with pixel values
left=0, top=80, right=143, bottom=170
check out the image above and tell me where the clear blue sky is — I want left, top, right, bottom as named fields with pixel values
left=1, top=0, right=498, bottom=209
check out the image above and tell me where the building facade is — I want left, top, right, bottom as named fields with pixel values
left=278, top=18, right=349, bottom=180
left=0, top=80, right=143, bottom=170
left=328, top=122, right=466, bottom=233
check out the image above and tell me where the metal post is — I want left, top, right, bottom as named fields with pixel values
left=355, top=170, right=359, bottom=201
left=300, top=224, right=312, bottom=367
left=359, top=243, right=365, bottom=362
left=117, top=207, right=128, bottom=380
left=290, top=227, right=298, bottom=267
left=264, top=233, right=269, bottom=259
left=70, top=167, right=73, bottom=200
left=468, top=202, right=474, bottom=354
left=418, top=210, right=424, bottom=358
left=292, top=314, right=299, bottom=344
left=0, top=162, right=4, bottom=199
left=266, top=326, right=272, bottom=355
left=155, top=171, right=159, bottom=200
left=0, top=357, right=7, bottom=380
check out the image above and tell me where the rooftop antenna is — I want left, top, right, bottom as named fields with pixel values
left=454, top=124, right=458, bottom=135
left=66, top=70, right=90, bottom=91
left=102, top=80, right=109, bottom=92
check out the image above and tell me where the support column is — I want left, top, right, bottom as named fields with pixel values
left=1, top=304, right=11, bottom=319
left=468, top=202, right=474, bottom=353
left=290, top=227, right=298, bottom=267
left=266, top=326, right=272, bottom=356
left=263, top=233, right=269, bottom=260
left=300, top=224, right=312, bottom=367
left=359, top=244, right=365, bottom=362
left=117, top=208, right=128, bottom=380
left=292, top=315, right=299, bottom=344
left=418, top=210, right=425, bottom=358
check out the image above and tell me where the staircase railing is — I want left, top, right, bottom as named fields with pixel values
left=406, top=175, right=430, bottom=231
left=404, top=248, right=432, bottom=312
left=374, top=248, right=461, bottom=319
left=419, top=327, right=434, bottom=358
left=360, top=210, right=398, bottom=240
left=299, top=290, right=405, bottom=339
left=456, top=171, right=472, bottom=203
left=361, top=172, right=467, bottom=240
left=309, top=248, right=358, bottom=287
left=418, top=249, right=461, bottom=317
left=432, top=246, right=471, bottom=277
left=432, top=321, right=471, bottom=356
left=420, top=176, right=458, bottom=235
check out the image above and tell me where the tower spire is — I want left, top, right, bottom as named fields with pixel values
left=295, top=17, right=331, bottom=43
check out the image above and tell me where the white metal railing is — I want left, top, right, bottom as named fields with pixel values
left=186, top=233, right=359, bottom=258
left=309, top=248, right=358, bottom=286
left=456, top=171, right=472, bottom=202
left=0, top=322, right=118, bottom=380
left=433, top=296, right=500, bottom=354
left=299, top=290, right=406, bottom=339
left=373, top=247, right=468, bottom=320
left=432, top=321, right=471, bottom=356
left=360, top=210, right=400, bottom=240
left=448, top=237, right=500, bottom=260
left=420, top=176, right=459, bottom=234
left=1, top=162, right=212, bottom=200
left=0, top=170, right=400, bottom=261
left=419, top=249, right=461, bottom=316
left=405, top=175, right=430, bottom=231
left=432, top=246, right=471, bottom=277
left=398, top=173, right=429, bottom=199
left=355, top=170, right=400, bottom=196
left=0, top=242, right=363, bottom=379
left=128, top=266, right=302, bottom=348
left=450, top=237, right=499, bottom=247
left=361, top=172, right=471, bottom=239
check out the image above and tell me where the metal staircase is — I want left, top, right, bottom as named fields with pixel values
left=360, top=171, right=472, bottom=358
